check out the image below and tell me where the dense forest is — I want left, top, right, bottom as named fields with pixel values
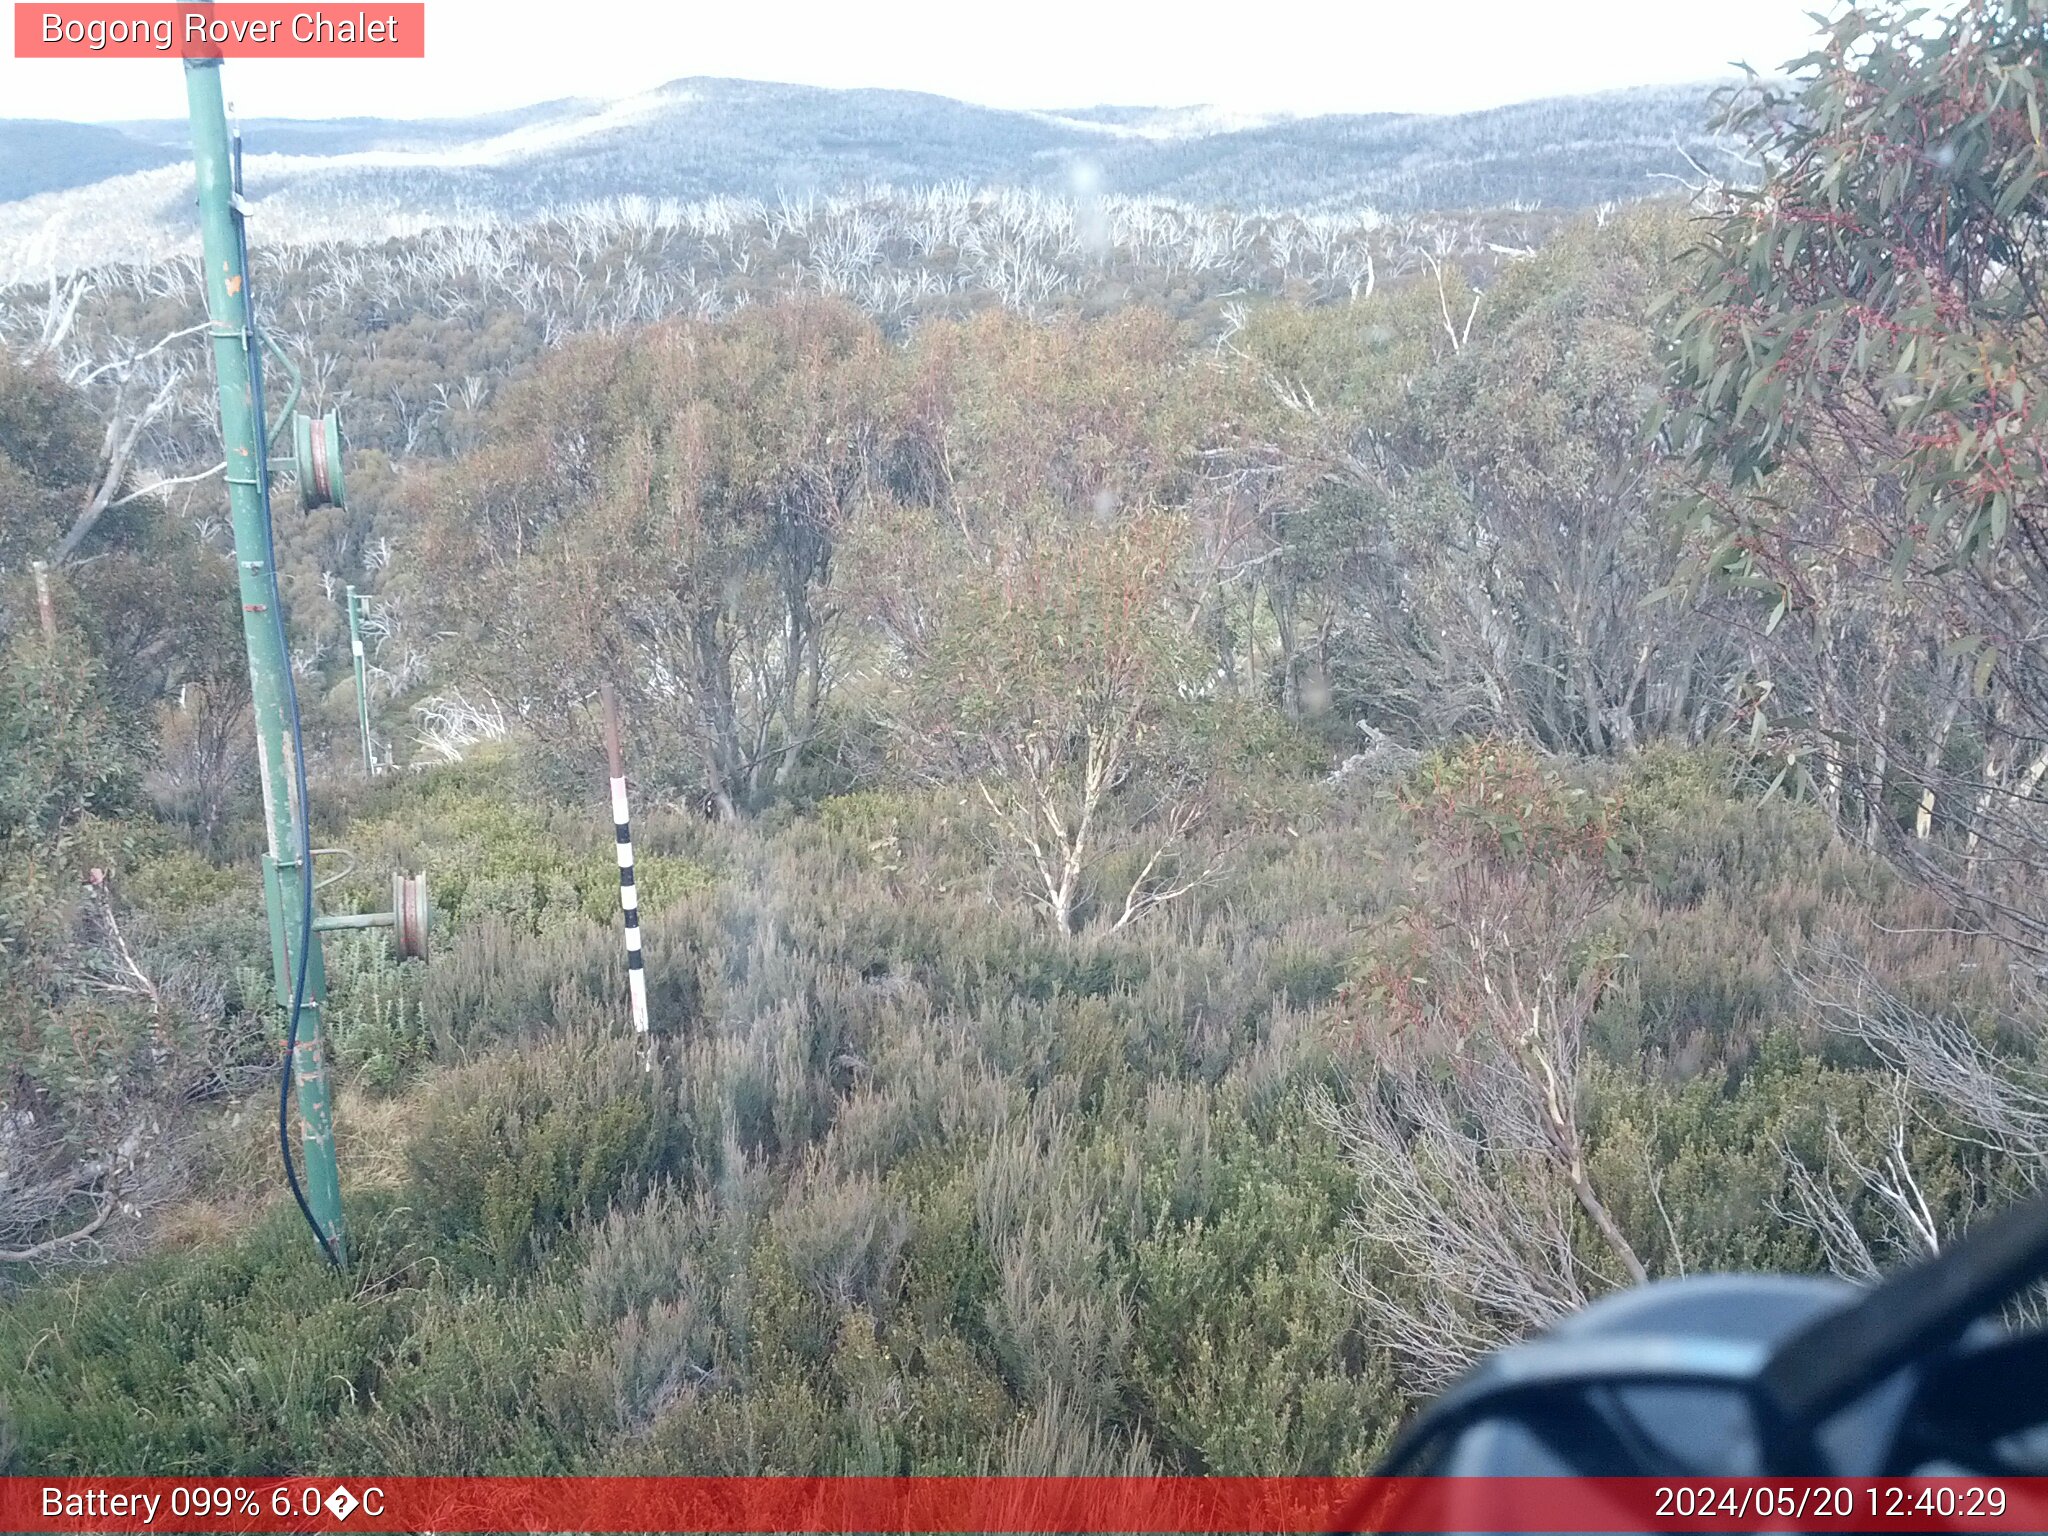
left=3, top=0, right=2046, bottom=1476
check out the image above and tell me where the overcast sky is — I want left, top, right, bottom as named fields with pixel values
left=2, top=0, right=1835, bottom=123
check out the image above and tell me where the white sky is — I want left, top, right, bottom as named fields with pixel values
left=1, top=0, right=1835, bottom=123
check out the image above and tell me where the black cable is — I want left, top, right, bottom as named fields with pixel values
left=231, top=127, right=339, bottom=1269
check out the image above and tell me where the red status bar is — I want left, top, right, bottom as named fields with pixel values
left=5, top=1477, right=2047, bottom=1533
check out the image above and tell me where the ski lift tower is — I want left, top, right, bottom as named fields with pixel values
left=184, top=54, right=428, bottom=1266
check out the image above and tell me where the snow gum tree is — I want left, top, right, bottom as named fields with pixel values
left=899, top=507, right=1228, bottom=938
left=1666, top=0, right=2048, bottom=949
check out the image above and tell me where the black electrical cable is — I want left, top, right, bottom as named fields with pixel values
left=231, top=129, right=339, bottom=1269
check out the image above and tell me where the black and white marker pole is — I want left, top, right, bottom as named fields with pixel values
left=602, top=684, right=651, bottom=1048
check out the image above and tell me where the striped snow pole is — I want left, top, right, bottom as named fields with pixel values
left=346, top=586, right=374, bottom=775
left=602, top=685, right=650, bottom=1040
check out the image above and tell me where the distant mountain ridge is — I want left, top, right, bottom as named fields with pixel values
left=0, top=76, right=1742, bottom=276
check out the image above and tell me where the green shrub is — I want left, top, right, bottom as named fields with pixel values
left=0, top=1192, right=441, bottom=1473
left=407, top=1030, right=686, bottom=1270
left=324, top=933, right=429, bottom=1093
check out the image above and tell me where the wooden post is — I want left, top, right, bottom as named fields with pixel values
left=32, top=561, right=56, bottom=643
left=602, top=684, right=651, bottom=1046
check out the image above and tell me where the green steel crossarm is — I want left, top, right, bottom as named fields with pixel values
left=260, top=328, right=302, bottom=450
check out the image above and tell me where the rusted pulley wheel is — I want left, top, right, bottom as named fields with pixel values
left=293, top=409, right=347, bottom=512
left=391, top=870, right=431, bottom=961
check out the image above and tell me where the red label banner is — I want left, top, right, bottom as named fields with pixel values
left=3, top=1477, right=2047, bottom=1533
left=13, top=4, right=425, bottom=58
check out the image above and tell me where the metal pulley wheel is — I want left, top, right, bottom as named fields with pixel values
left=294, top=408, right=347, bottom=511
left=391, top=870, right=431, bottom=961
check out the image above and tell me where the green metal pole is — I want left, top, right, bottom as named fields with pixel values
left=185, top=57, right=346, bottom=1264
left=347, top=585, right=374, bottom=774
